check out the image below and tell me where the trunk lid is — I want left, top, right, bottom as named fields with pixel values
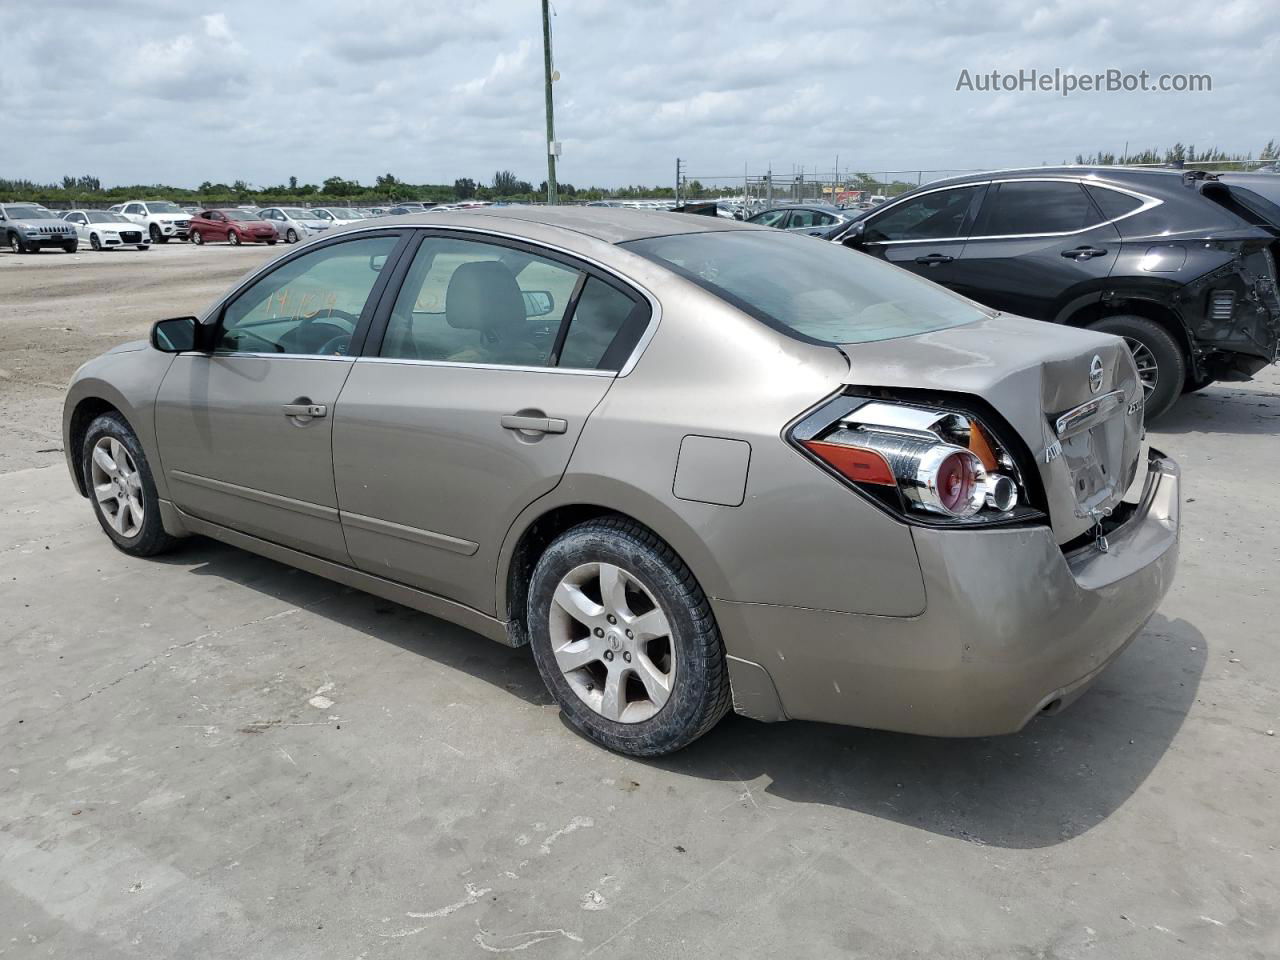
left=840, top=314, right=1145, bottom=544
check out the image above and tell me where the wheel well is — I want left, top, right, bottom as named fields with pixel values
left=1063, top=298, right=1193, bottom=362
left=68, top=397, right=122, bottom=496
left=503, top=504, right=632, bottom=646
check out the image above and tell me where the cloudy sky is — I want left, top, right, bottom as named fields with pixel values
left=4, top=0, right=1276, bottom=190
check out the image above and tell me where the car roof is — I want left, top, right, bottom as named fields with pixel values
left=357, top=205, right=760, bottom=245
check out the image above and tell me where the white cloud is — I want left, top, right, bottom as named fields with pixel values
left=0, top=0, right=1274, bottom=189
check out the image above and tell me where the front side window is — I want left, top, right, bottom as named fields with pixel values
left=380, top=236, right=579, bottom=366
left=975, top=181, right=1097, bottom=235
left=145, top=201, right=183, bottom=214
left=625, top=229, right=988, bottom=346
left=125, top=204, right=144, bottom=215
left=217, top=236, right=398, bottom=355
left=863, top=187, right=977, bottom=242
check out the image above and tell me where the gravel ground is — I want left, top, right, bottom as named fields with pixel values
left=1, top=247, right=1277, bottom=959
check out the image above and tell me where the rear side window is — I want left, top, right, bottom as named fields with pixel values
left=1086, top=185, right=1144, bottom=221
left=556, top=277, right=642, bottom=369
left=975, top=181, right=1096, bottom=235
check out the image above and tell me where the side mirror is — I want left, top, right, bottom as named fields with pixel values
left=151, top=316, right=202, bottom=353
left=522, top=289, right=555, bottom=317
left=842, top=219, right=866, bottom=246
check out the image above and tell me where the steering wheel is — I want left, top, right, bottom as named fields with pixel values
left=317, top=333, right=352, bottom=356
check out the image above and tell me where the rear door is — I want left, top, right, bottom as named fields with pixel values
left=333, top=231, right=650, bottom=614
left=154, top=231, right=407, bottom=561
left=953, top=179, right=1122, bottom=321
left=853, top=184, right=984, bottom=289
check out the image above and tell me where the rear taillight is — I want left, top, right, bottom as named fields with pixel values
left=791, top=396, right=1038, bottom=526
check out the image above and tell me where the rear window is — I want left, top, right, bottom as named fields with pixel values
left=1086, top=185, right=1145, bottom=220
left=623, top=230, right=988, bottom=346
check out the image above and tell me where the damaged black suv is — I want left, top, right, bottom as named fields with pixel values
left=829, top=167, right=1280, bottom=418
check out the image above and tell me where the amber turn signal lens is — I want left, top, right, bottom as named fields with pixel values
left=801, top=439, right=896, bottom=486
left=968, top=420, right=999, bottom=471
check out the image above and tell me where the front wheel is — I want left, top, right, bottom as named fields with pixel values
left=137, top=244, right=150, bottom=251
left=286, top=228, right=298, bottom=243
left=190, top=230, right=204, bottom=245
left=8, top=233, right=27, bottom=254
left=1089, top=315, right=1185, bottom=421
left=527, top=518, right=731, bottom=756
left=90, top=233, right=102, bottom=251
left=148, top=224, right=161, bottom=244
left=81, top=413, right=179, bottom=557
left=62, top=240, right=78, bottom=253
left=228, top=231, right=241, bottom=246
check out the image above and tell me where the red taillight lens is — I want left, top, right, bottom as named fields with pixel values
left=800, top=439, right=895, bottom=486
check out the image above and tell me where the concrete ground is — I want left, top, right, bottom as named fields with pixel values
left=1, top=247, right=1278, bottom=959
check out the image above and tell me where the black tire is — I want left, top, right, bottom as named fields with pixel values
left=8, top=232, right=26, bottom=254
left=191, top=230, right=204, bottom=246
left=228, top=231, right=241, bottom=246
left=156, top=235, right=170, bottom=244
left=1089, top=315, right=1185, bottom=421
left=267, top=238, right=277, bottom=245
left=148, top=224, right=161, bottom=244
left=90, top=233, right=102, bottom=251
left=137, top=244, right=150, bottom=251
left=527, top=517, right=731, bottom=756
left=63, top=240, right=78, bottom=254
left=286, top=228, right=298, bottom=243
left=81, top=412, right=180, bottom=558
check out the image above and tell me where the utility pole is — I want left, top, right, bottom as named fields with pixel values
left=541, top=0, right=558, bottom=205
left=675, top=157, right=683, bottom=206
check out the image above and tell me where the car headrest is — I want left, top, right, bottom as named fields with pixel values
left=446, top=260, right=525, bottom=335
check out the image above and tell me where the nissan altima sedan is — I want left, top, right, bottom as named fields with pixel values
left=63, top=208, right=1180, bottom=756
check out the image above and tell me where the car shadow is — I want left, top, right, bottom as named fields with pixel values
left=1158, top=386, right=1280, bottom=436
left=158, top=540, right=1203, bottom=850
left=646, top=613, right=1205, bottom=849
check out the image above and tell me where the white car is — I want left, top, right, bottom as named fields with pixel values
left=116, top=200, right=191, bottom=243
left=61, top=210, right=151, bottom=251
left=310, top=206, right=367, bottom=227
left=257, top=207, right=331, bottom=243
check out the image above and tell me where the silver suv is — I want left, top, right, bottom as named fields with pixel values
left=0, top=203, right=78, bottom=254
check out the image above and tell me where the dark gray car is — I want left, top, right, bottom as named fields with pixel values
left=0, top=204, right=78, bottom=253
left=747, top=204, right=855, bottom=236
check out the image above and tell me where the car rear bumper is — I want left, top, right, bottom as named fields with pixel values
left=716, top=449, right=1180, bottom=737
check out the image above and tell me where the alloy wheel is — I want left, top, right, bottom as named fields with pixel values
left=228, top=231, right=241, bottom=246
left=90, top=233, right=101, bottom=251
left=1124, top=336, right=1159, bottom=399
left=90, top=436, right=144, bottom=538
left=9, top=234, right=21, bottom=254
left=548, top=561, right=675, bottom=723
left=286, top=229, right=298, bottom=243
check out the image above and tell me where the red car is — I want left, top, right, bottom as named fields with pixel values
left=188, top=209, right=279, bottom=246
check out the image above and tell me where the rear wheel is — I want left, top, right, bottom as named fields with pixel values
left=527, top=518, right=731, bottom=756
left=1089, top=315, right=1185, bottom=421
left=81, top=413, right=179, bottom=557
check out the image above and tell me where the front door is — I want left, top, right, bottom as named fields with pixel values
left=852, top=183, right=985, bottom=293
left=333, top=232, right=649, bottom=614
left=154, top=232, right=404, bottom=562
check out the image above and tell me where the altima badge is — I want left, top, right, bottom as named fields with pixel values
left=1088, top=355, right=1104, bottom=394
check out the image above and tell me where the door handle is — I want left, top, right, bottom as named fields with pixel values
left=1062, top=246, right=1108, bottom=260
left=282, top=403, right=327, bottom=418
left=500, top=414, right=567, bottom=434
left=914, top=253, right=954, bottom=266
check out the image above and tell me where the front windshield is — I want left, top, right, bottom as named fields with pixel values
left=331, top=209, right=362, bottom=219
left=5, top=206, right=56, bottom=219
left=222, top=211, right=254, bottom=221
left=86, top=212, right=129, bottom=223
left=146, top=202, right=183, bottom=213
left=624, top=229, right=990, bottom=345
